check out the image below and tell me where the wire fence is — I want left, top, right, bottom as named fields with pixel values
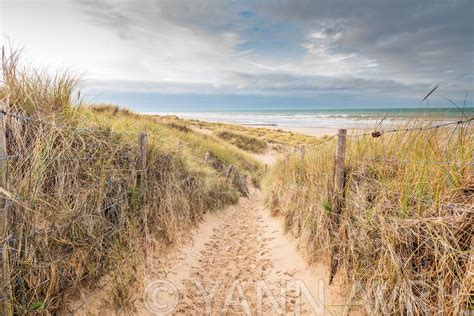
left=0, top=107, right=179, bottom=312
left=2, top=108, right=472, bottom=194
left=286, top=117, right=473, bottom=160
left=347, top=117, right=473, bottom=138
left=0, top=107, right=256, bottom=224
left=0, top=108, right=248, bottom=235
left=1, top=109, right=472, bottom=159
left=0, top=109, right=146, bottom=245
left=285, top=116, right=473, bottom=167
left=279, top=115, right=473, bottom=220
left=347, top=156, right=474, bottom=166
left=0, top=109, right=145, bottom=164
left=0, top=108, right=140, bottom=137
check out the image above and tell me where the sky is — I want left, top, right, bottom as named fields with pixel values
left=1, top=0, right=473, bottom=111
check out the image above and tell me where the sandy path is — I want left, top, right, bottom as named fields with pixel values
left=134, top=189, right=354, bottom=315
left=251, top=149, right=279, bottom=165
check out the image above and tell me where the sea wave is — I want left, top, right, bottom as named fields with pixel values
left=144, top=111, right=457, bottom=129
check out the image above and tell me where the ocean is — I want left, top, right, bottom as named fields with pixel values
left=143, top=107, right=473, bottom=129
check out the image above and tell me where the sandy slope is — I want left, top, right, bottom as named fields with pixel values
left=70, top=188, right=361, bottom=315
left=133, top=189, right=357, bottom=315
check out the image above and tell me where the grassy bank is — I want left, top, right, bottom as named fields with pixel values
left=154, top=115, right=331, bottom=149
left=214, top=129, right=268, bottom=153
left=0, top=51, right=260, bottom=313
left=263, top=119, right=472, bottom=314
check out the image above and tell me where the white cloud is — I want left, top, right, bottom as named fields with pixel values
left=1, top=0, right=472, bottom=101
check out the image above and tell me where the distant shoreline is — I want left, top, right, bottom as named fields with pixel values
left=145, top=109, right=470, bottom=137
left=241, top=123, right=278, bottom=126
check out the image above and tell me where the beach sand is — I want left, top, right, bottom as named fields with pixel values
left=248, top=125, right=340, bottom=137
left=72, top=188, right=356, bottom=315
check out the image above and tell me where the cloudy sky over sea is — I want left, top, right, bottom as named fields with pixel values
left=1, top=0, right=473, bottom=111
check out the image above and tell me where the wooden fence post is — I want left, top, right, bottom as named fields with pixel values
left=0, top=99, right=12, bottom=315
left=137, top=132, right=149, bottom=249
left=334, top=129, right=347, bottom=211
left=299, top=145, right=305, bottom=161
left=225, top=165, right=234, bottom=181
left=204, top=152, right=210, bottom=164
left=137, top=132, right=147, bottom=188
left=329, top=128, right=347, bottom=284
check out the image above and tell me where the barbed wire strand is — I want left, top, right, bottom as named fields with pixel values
left=347, top=117, right=473, bottom=138
left=1, top=194, right=130, bottom=240
left=0, top=154, right=20, bottom=161
left=347, top=156, right=473, bottom=166
left=265, top=172, right=471, bottom=209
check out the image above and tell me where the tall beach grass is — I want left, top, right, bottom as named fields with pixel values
left=264, top=117, right=472, bottom=314
left=0, top=49, right=260, bottom=314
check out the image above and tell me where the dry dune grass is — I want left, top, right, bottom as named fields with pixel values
left=83, top=105, right=262, bottom=179
left=0, top=49, right=259, bottom=314
left=154, top=114, right=330, bottom=149
left=214, top=129, right=268, bottom=153
left=264, top=118, right=473, bottom=314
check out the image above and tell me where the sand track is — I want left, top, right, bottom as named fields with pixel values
left=70, top=188, right=356, bottom=315
left=133, top=188, right=354, bottom=315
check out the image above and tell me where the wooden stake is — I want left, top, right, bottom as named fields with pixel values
left=0, top=99, right=12, bottom=315
left=204, top=151, right=210, bottom=164
left=225, top=165, right=234, bottom=180
left=137, top=132, right=149, bottom=251
left=334, top=129, right=347, bottom=211
left=137, top=132, right=147, bottom=187
left=329, top=128, right=346, bottom=285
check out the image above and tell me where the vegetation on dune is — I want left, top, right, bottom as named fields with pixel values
left=264, top=118, right=473, bottom=314
left=84, top=105, right=262, bottom=178
left=154, top=115, right=329, bottom=149
left=214, top=129, right=268, bottom=153
left=0, top=50, right=260, bottom=314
